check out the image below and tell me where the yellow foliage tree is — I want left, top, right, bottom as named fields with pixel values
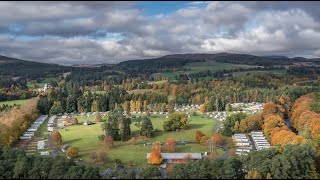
left=66, top=146, right=78, bottom=159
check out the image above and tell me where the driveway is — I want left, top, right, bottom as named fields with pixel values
left=48, top=133, right=59, bottom=155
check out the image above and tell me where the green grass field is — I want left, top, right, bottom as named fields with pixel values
left=59, top=114, right=221, bottom=168
left=183, top=61, right=258, bottom=74
left=156, top=61, right=261, bottom=80
left=228, top=69, right=287, bottom=76
left=27, top=77, right=60, bottom=88
left=0, top=98, right=32, bottom=106
left=83, top=91, right=107, bottom=95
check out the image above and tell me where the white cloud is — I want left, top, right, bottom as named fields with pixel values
left=0, top=1, right=320, bottom=64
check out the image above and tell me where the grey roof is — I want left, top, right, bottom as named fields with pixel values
left=147, top=153, right=202, bottom=160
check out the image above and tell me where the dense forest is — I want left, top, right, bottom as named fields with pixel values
left=1, top=53, right=320, bottom=179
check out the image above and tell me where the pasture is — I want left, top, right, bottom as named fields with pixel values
left=0, top=98, right=31, bottom=106
left=59, top=114, right=223, bottom=168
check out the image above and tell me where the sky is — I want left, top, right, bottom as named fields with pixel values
left=0, top=1, right=320, bottom=65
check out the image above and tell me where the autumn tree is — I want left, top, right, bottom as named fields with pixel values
left=165, top=138, right=176, bottom=153
left=200, top=135, right=209, bottom=146
left=200, top=104, right=206, bottom=113
left=136, top=100, right=141, bottom=112
left=103, top=135, right=114, bottom=149
left=245, top=170, right=262, bottom=179
left=51, top=131, right=62, bottom=146
left=168, top=100, right=174, bottom=114
left=66, top=146, right=78, bottom=159
left=172, top=86, right=178, bottom=96
left=95, top=113, right=101, bottom=123
left=143, top=100, right=148, bottom=112
left=194, top=131, right=205, bottom=143
left=148, top=141, right=163, bottom=165
left=209, top=151, right=217, bottom=160
left=152, top=84, right=158, bottom=90
left=130, top=100, right=135, bottom=112
left=163, top=112, right=189, bottom=131
left=128, top=137, right=137, bottom=145
left=122, top=101, right=130, bottom=113
left=263, top=102, right=277, bottom=119
left=238, top=113, right=263, bottom=133
left=91, top=100, right=98, bottom=112
left=72, top=117, right=78, bottom=125
left=211, top=132, right=222, bottom=146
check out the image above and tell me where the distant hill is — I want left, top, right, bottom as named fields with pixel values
left=0, top=55, right=72, bottom=78
left=117, top=52, right=305, bottom=68
left=1, top=53, right=319, bottom=78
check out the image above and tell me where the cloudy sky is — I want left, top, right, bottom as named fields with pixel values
left=0, top=1, right=320, bottom=65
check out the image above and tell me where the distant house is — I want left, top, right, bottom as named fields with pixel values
left=38, top=83, right=52, bottom=92
left=40, top=151, right=49, bottom=156
left=147, top=153, right=202, bottom=163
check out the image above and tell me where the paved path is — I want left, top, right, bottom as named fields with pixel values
left=221, top=145, right=229, bottom=159
left=48, top=133, right=59, bottom=155
left=213, top=119, right=229, bottom=159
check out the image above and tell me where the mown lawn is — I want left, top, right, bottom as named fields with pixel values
left=0, top=98, right=32, bottom=106
left=59, top=114, right=220, bottom=168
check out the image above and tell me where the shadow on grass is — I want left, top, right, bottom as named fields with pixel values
left=64, top=138, right=83, bottom=144
left=185, top=123, right=206, bottom=130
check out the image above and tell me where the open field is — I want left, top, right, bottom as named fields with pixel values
left=227, top=69, right=287, bottom=76
left=27, top=77, right=60, bottom=88
left=127, top=89, right=167, bottom=95
left=59, top=114, right=221, bottom=168
left=0, top=98, right=32, bottom=106
left=84, top=91, right=107, bottom=95
left=183, top=61, right=259, bottom=74
left=147, top=80, right=168, bottom=84
left=156, top=61, right=262, bottom=79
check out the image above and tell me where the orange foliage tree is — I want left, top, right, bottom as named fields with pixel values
left=51, top=131, right=63, bottom=146
left=0, top=98, right=39, bottom=145
left=148, top=141, right=163, bottom=165
left=103, top=135, right=114, bottom=149
left=290, top=93, right=320, bottom=139
left=238, top=113, right=263, bottom=133
left=262, top=94, right=307, bottom=146
left=165, top=138, right=176, bottom=152
left=211, top=132, right=222, bottom=146
left=262, top=102, right=277, bottom=119
left=194, top=131, right=205, bottom=143
left=66, top=146, right=78, bottom=159
left=262, top=115, right=287, bottom=140
left=199, top=104, right=206, bottom=113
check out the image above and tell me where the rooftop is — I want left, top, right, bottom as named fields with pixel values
left=147, top=153, right=202, bottom=160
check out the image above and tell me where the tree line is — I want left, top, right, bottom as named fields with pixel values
left=0, top=98, right=39, bottom=145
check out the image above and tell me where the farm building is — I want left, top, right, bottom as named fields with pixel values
left=147, top=153, right=202, bottom=163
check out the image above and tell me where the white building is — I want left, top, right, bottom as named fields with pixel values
left=40, top=151, right=49, bottom=156
left=251, top=131, right=271, bottom=151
